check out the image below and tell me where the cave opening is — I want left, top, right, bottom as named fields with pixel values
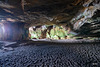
left=29, top=25, right=99, bottom=41
left=0, top=0, right=100, bottom=67
left=0, top=22, right=29, bottom=41
left=29, top=25, right=79, bottom=40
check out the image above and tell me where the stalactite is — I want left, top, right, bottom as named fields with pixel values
left=21, top=0, right=25, bottom=11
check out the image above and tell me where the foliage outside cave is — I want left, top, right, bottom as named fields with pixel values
left=29, top=25, right=99, bottom=40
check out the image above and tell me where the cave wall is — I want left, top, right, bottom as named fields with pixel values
left=0, top=0, right=99, bottom=39
left=0, top=22, right=29, bottom=41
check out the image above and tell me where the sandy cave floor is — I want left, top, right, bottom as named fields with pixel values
left=0, top=39, right=100, bottom=67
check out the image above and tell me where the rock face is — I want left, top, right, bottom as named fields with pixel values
left=0, top=0, right=100, bottom=40
left=0, top=22, right=29, bottom=41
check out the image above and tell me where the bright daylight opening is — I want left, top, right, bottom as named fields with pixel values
left=29, top=25, right=74, bottom=40
left=29, top=25, right=98, bottom=40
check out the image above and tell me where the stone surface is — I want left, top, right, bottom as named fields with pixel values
left=0, top=41, right=100, bottom=67
left=0, top=0, right=100, bottom=39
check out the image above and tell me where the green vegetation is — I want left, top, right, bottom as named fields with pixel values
left=29, top=25, right=74, bottom=39
left=29, top=25, right=99, bottom=40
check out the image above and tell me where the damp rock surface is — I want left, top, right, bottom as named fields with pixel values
left=0, top=43, right=100, bottom=67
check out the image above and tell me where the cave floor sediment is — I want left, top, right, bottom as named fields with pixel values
left=0, top=40, right=100, bottom=67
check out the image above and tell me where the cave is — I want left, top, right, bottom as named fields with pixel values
left=0, top=0, right=100, bottom=67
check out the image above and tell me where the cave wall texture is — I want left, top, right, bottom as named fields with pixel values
left=0, top=0, right=100, bottom=40
left=0, top=22, right=29, bottom=41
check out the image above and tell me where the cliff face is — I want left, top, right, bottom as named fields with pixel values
left=0, top=0, right=100, bottom=39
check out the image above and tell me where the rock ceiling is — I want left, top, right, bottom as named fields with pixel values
left=0, top=0, right=100, bottom=37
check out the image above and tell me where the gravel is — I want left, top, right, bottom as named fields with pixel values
left=0, top=42, right=100, bottom=67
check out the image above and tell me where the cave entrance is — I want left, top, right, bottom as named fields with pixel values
left=29, top=25, right=99, bottom=40
left=0, top=22, right=29, bottom=41
left=29, top=25, right=76, bottom=40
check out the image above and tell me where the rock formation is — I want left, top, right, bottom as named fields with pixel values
left=0, top=0, right=100, bottom=40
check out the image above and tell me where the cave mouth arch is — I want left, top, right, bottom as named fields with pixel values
left=0, top=21, right=99, bottom=41
left=29, top=25, right=73, bottom=40
left=29, top=25, right=99, bottom=41
left=0, top=0, right=99, bottom=41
